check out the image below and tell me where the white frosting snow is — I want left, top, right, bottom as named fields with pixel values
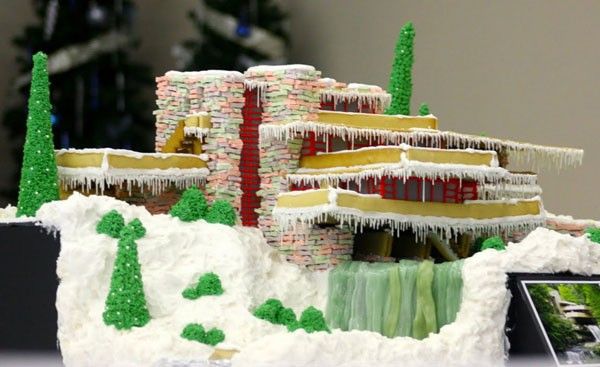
left=246, top=64, right=316, bottom=73
left=36, top=194, right=327, bottom=367
left=34, top=194, right=600, bottom=367
left=165, top=70, right=244, bottom=81
left=0, top=204, right=34, bottom=223
left=233, top=228, right=600, bottom=367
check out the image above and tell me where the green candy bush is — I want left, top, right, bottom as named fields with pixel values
left=182, top=272, right=224, bottom=300
left=288, top=306, right=330, bottom=333
left=481, top=236, right=506, bottom=251
left=586, top=227, right=600, bottom=244
left=205, top=199, right=237, bottom=226
left=181, top=323, right=225, bottom=346
left=170, top=187, right=208, bottom=222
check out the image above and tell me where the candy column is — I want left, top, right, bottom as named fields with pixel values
left=199, top=71, right=245, bottom=210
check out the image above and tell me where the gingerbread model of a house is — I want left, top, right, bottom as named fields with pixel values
left=55, top=64, right=584, bottom=270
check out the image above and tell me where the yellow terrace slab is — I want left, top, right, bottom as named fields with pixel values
left=317, top=111, right=438, bottom=131
left=299, top=145, right=497, bottom=169
left=56, top=148, right=209, bottom=195
left=56, top=148, right=207, bottom=170
left=273, top=188, right=544, bottom=241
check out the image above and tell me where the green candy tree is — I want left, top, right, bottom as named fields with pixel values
left=419, top=103, right=430, bottom=116
left=16, top=52, right=59, bottom=217
left=206, top=199, right=237, bottom=226
left=385, top=22, right=415, bottom=116
left=170, top=187, right=209, bottom=222
left=97, top=211, right=151, bottom=330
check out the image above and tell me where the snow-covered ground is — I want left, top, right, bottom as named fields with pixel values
left=0, top=204, right=35, bottom=223
left=35, top=194, right=600, bottom=367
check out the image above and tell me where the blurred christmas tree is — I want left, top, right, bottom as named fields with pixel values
left=175, top=0, right=289, bottom=71
left=2, top=0, right=153, bottom=200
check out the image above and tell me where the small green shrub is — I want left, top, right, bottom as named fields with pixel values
left=182, top=272, right=224, bottom=300
left=586, top=227, right=600, bottom=244
left=204, top=328, right=226, bottom=346
left=181, top=323, right=205, bottom=341
left=181, top=323, right=225, bottom=346
left=288, top=306, right=329, bottom=333
left=277, top=307, right=297, bottom=326
left=205, top=200, right=237, bottom=226
left=481, top=236, right=506, bottom=251
left=253, top=299, right=297, bottom=327
left=170, top=187, right=208, bottom=222
left=96, top=210, right=125, bottom=238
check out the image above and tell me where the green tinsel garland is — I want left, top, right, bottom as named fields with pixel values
left=385, top=22, right=415, bottom=116
left=16, top=52, right=59, bottom=217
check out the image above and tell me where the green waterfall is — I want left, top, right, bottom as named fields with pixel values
left=326, top=260, right=464, bottom=339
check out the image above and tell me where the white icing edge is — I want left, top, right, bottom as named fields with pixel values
left=259, top=121, right=584, bottom=171
left=273, top=188, right=545, bottom=241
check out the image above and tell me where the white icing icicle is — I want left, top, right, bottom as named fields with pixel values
left=272, top=189, right=546, bottom=243
left=259, top=122, right=584, bottom=171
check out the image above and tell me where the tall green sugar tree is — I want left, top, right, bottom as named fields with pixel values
left=17, top=52, right=59, bottom=217
left=385, top=22, right=415, bottom=116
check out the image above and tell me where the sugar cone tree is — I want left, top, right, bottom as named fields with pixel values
left=16, top=52, right=59, bottom=217
left=100, top=214, right=151, bottom=330
left=385, top=22, right=415, bottom=116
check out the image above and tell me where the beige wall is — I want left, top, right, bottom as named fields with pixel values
left=1, top=0, right=599, bottom=219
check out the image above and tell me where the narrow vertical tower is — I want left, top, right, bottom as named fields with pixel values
left=17, top=52, right=59, bottom=217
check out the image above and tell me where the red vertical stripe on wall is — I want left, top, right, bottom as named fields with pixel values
left=239, top=88, right=262, bottom=226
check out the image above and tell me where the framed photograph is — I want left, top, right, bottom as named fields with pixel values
left=520, top=278, right=600, bottom=366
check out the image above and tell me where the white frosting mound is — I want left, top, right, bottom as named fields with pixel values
left=36, top=193, right=327, bottom=367
left=165, top=70, right=244, bottom=81
left=232, top=228, right=600, bottom=367
left=0, top=204, right=35, bottom=223
left=35, top=193, right=600, bottom=367
left=246, top=64, right=315, bottom=73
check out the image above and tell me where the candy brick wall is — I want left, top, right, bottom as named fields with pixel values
left=198, top=72, right=245, bottom=210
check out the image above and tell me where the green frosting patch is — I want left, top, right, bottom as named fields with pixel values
left=170, top=187, right=208, bottom=222
left=586, top=227, right=600, bottom=244
left=182, top=272, right=224, bottom=300
left=205, top=200, right=237, bottom=226
left=253, top=298, right=296, bottom=327
left=288, top=306, right=330, bottom=333
left=97, top=210, right=125, bottom=238
left=253, top=299, right=328, bottom=333
left=481, top=236, right=506, bottom=251
left=181, top=323, right=225, bottom=346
